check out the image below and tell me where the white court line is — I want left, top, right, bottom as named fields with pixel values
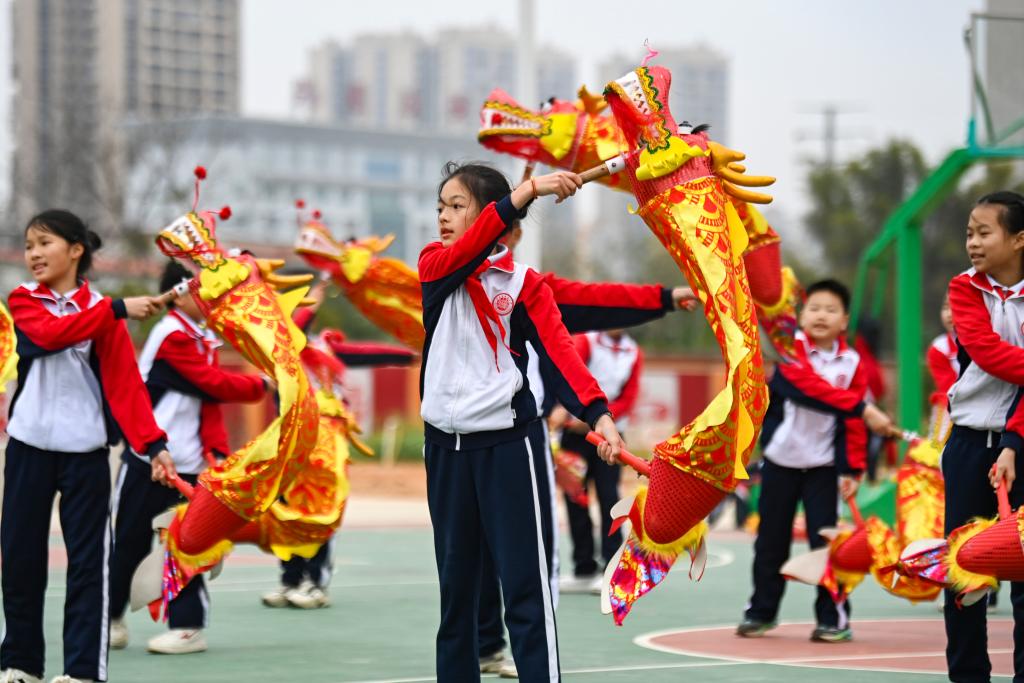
left=634, top=619, right=1016, bottom=679
left=340, top=659, right=747, bottom=683
left=43, top=578, right=437, bottom=598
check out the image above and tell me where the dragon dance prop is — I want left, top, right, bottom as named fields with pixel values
left=229, top=333, right=372, bottom=561
left=294, top=202, right=424, bottom=350
left=582, top=63, right=770, bottom=624
left=132, top=168, right=320, bottom=619
left=781, top=435, right=945, bottom=605
left=897, top=468, right=1024, bottom=607
left=478, top=85, right=800, bottom=359
left=0, top=301, right=17, bottom=389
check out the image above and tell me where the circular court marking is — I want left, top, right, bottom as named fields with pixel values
left=635, top=617, right=1013, bottom=677
left=704, top=548, right=735, bottom=569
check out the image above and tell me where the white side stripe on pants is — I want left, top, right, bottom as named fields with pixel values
left=524, top=436, right=559, bottom=682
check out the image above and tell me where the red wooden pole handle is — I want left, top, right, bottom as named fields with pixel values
left=845, top=493, right=865, bottom=527
left=993, top=465, right=1013, bottom=520
left=170, top=475, right=194, bottom=500
left=586, top=431, right=651, bottom=477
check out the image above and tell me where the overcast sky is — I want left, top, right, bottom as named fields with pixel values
left=0, top=0, right=991, bottom=235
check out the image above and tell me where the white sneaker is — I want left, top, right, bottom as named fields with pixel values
left=498, top=659, right=519, bottom=678
left=559, top=573, right=598, bottom=594
left=109, top=618, right=128, bottom=650
left=0, top=669, right=42, bottom=683
left=479, top=650, right=506, bottom=673
left=146, top=629, right=208, bottom=654
left=588, top=575, right=604, bottom=595
left=286, top=582, right=330, bottom=609
left=261, top=585, right=295, bottom=608
left=50, top=677, right=92, bottom=683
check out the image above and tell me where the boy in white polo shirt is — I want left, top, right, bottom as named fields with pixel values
left=737, top=279, right=894, bottom=643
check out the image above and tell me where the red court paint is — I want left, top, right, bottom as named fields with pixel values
left=635, top=618, right=1013, bottom=677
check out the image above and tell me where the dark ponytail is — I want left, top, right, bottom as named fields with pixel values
left=438, top=161, right=530, bottom=224
left=977, top=191, right=1024, bottom=236
left=25, top=209, right=102, bottom=277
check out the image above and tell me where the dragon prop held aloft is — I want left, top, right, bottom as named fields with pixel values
left=782, top=437, right=945, bottom=605
left=478, top=88, right=800, bottom=359
left=133, top=170, right=320, bottom=618
left=583, top=64, right=771, bottom=624
left=294, top=205, right=424, bottom=350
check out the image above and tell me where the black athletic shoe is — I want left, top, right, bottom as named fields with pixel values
left=810, top=624, right=852, bottom=642
left=736, top=618, right=777, bottom=637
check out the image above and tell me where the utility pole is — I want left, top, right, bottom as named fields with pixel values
left=515, top=0, right=542, bottom=268
left=796, top=104, right=864, bottom=169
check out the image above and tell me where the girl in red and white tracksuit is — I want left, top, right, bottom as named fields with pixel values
left=421, top=163, right=622, bottom=683
left=2, top=210, right=173, bottom=683
left=945, top=192, right=1024, bottom=682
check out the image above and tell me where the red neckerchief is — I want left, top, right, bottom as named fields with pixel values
left=169, top=309, right=217, bottom=364
left=465, top=249, right=516, bottom=370
left=597, top=333, right=631, bottom=354
left=995, top=285, right=1017, bottom=301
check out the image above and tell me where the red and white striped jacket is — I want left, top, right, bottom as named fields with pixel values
left=947, top=268, right=1024, bottom=432
left=7, top=280, right=168, bottom=457
left=418, top=197, right=608, bottom=450
left=927, top=332, right=959, bottom=408
left=136, top=310, right=266, bottom=474
left=573, top=331, right=642, bottom=430
left=761, top=331, right=868, bottom=474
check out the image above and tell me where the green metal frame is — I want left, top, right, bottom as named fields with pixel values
left=850, top=141, right=1024, bottom=433
left=849, top=12, right=1024, bottom=436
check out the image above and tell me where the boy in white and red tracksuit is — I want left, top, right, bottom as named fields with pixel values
left=108, top=261, right=268, bottom=654
left=554, top=329, right=642, bottom=588
left=740, top=279, right=868, bottom=643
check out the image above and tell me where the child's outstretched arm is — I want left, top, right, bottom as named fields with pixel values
left=542, top=273, right=693, bottom=333
left=151, top=331, right=267, bottom=403
left=94, top=321, right=168, bottom=460
left=949, top=274, right=1024, bottom=384
left=9, top=288, right=123, bottom=355
left=773, top=359, right=894, bottom=435
left=517, top=270, right=614, bottom=434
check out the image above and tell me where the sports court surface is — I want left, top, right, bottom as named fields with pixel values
left=31, top=465, right=1011, bottom=682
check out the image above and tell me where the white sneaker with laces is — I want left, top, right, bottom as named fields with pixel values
left=498, top=659, right=519, bottom=678
left=260, top=585, right=294, bottom=608
left=146, top=629, right=207, bottom=654
left=286, top=582, right=330, bottom=609
left=0, top=669, right=42, bottom=683
left=559, top=573, right=598, bottom=594
left=109, top=618, right=128, bottom=650
left=479, top=650, right=506, bottom=673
